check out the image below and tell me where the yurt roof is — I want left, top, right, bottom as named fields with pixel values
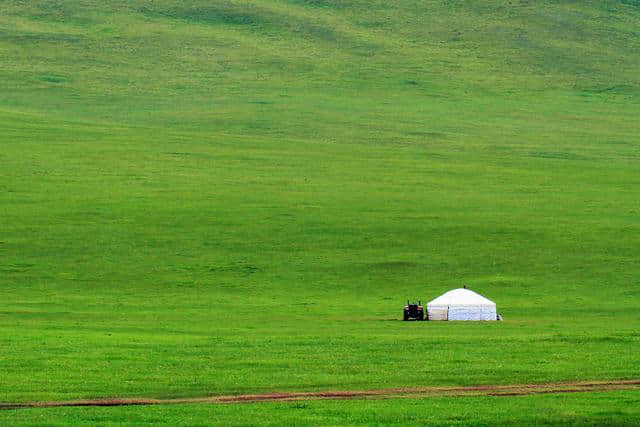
left=427, top=288, right=495, bottom=307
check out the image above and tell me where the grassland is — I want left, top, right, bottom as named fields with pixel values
left=6, top=391, right=640, bottom=426
left=1, top=0, right=639, bottom=424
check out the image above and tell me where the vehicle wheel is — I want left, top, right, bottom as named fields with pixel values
left=403, top=312, right=409, bottom=321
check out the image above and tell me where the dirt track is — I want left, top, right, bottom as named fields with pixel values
left=2, top=379, right=639, bottom=410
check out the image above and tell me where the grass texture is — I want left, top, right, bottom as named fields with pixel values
left=1, top=0, right=639, bottom=423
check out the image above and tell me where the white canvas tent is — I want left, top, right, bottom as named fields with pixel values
left=426, top=288, right=497, bottom=321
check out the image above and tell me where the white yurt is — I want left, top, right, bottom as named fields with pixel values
left=427, top=288, right=497, bottom=321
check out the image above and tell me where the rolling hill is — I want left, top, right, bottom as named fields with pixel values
left=1, top=0, right=639, bottom=424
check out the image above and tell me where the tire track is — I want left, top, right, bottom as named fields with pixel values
left=2, top=379, right=639, bottom=410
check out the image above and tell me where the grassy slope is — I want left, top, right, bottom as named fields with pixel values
left=1, top=0, right=640, bottom=423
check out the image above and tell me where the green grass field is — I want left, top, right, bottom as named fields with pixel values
left=6, top=391, right=640, bottom=426
left=1, top=0, right=640, bottom=424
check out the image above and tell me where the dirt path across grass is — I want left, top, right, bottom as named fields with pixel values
left=2, top=379, right=639, bottom=410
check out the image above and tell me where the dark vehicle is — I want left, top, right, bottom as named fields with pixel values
left=403, top=300, right=424, bottom=321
